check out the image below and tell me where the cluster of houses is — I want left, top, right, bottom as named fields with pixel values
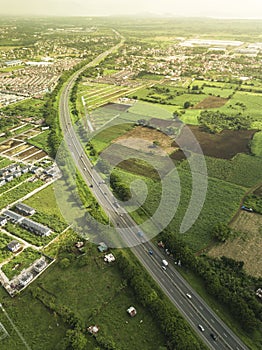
left=18, top=258, right=47, bottom=287
left=2, top=203, right=51, bottom=237
left=0, top=163, right=30, bottom=187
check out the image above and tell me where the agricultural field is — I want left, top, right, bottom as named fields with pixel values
left=112, top=167, right=246, bottom=251
left=180, top=153, right=262, bottom=188
left=208, top=211, right=262, bottom=278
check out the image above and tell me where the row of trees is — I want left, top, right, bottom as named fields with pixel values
left=116, top=251, right=207, bottom=350
left=110, top=172, right=131, bottom=201
left=160, top=232, right=262, bottom=333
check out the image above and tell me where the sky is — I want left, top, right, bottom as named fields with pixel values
left=1, top=0, right=262, bottom=18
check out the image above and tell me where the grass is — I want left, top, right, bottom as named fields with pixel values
left=0, top=180, right=44, bottom=210
left=32, top=245, right=167, bottom=350
left=180, top=153, right=262, bottom=188
left=0, top=157, right=12, bottom=169
left=251, top=131, right=262, bottom=157
left=27, top=130, right=51, bottom=154
left=0, top=287, right=68, bottom=350
left=112, top=167, right=246, bottom=251
left=0, top=231, right=13, bottom=263
left=24, top=184, right=65, bottom=220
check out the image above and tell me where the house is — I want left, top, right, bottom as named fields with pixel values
left=0, top=179, right=6, bottom=187
left=5, top=175, right=13, bottom=182
left=7, top=240, right=21, bottom=252
left=104, top=253, right=115, bottom=263
left=13, top=171, right=22, bottom=178
left=19, top=273, right=33, bottom=287
left=21, top=166, right=29, bottom=174
left=21, top=218, right=51, bottom=236
left=34, top=258, right=47, bottom=273
left=16, top=203, right=36, bottom=216
left=3, top=209, right=24, bottom=224
left=75, top=241, right=84, bottom=249
left=98, top=242, right=108, bottom=252
left=0, top=215, right=7, bottom=226
left=87, top=325, right=100, bottom=335
left=127, top=306, right=137, bottom=317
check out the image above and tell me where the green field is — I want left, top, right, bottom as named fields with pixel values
left=2, top=247, right=41, bottom=279
left=0, top=231, right=13, bottom=263
left=251, top=131, right=262, bottom=157
left=0, top=287, right=68, bottom=350
left=112, top=167, right=246, bottom=251
left=31, top=246, right=166, bottom=350
left=27, top=130, right=51, bottom=154
left=180, top=153, right=262, bottom=188
left=0, top=180, right=44, bottom=210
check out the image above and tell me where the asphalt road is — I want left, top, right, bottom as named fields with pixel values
left=58, top=33, right=250, bottom=350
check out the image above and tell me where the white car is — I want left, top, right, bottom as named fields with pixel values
left=186, top=293, right=192, bottom=299
left=198, top=324, right=205, bottom=332
left=162, top=265, right=167, bottom=271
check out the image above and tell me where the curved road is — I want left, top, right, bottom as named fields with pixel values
left=58, top=31, right=250, bottom=350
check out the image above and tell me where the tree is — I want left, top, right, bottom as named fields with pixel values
left=212, top=223, right=231, bottom=242
left=183, top=101, right=191, bottom=109
left=66, top=330, right=87, bottom=350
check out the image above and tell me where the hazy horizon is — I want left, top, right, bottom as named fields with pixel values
left=1, top=0, right=262, bottom=19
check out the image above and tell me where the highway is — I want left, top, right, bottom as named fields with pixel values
left=58, top=32, right=250, bottom=350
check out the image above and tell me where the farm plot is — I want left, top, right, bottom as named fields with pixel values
left=3, top=144, right=28, bottom=156
left=208, top=211, right=262, bottom=278
left=0, top=139, right=24, bottom=153
left=175, top=126, right=256, bottom=159
left=192, top=96, right=228, bottom=109
left=24, top=150, right=47, bottom=162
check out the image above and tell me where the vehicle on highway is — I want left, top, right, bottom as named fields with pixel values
left=148, top=249, right=153, bottom=255
left=137, top=231, right=143, bottom=237
left=162, top=259, right=168, bottom=267
left=210, top=333, right=218, bottom=341
left=83, top=167, right=86, bottom=171
left=186, top=293, right=192, bottom=299
left=198, top=324, right=205, bottom=332
left=161, top=265, right=167, bottom=271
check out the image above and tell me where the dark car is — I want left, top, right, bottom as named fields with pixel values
left=210, top=333, right=217, bottom=341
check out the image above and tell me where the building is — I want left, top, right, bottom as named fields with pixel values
left=19, top=273, right=33, bottom=287
left=16, top=203, right=36, bottom=216
left=127, top=306, right=137, bottom=317
left=3, top=210, right=24, bottom=224
left=7, top=240, right=21, bottom=253
left=21, top=218, right=51, bottom=236
left=34, top=258, right=47, bottom=273
left=0, top=216, right=7, bottom=226
left=98, top=242, right=108, bottom=252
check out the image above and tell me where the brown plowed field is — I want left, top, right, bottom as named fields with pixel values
left=193, top=96, right=228, bottom=109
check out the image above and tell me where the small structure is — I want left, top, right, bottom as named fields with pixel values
left=16, top=203, right=36, bottom=216
left=7, top=240, right=21, bottom=253
left=75, top=241, right=84, bottom=249
left=127, top=306, right=137, bottom=317
left=98, top=242, right=108, bottom=252
left=104, top=253, right=115, bottom=263
left=88, top=325, right=100, bottom=335
left=256, top=288, right=262, bottom=299
left=0, top=216, right=7, bottom=226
